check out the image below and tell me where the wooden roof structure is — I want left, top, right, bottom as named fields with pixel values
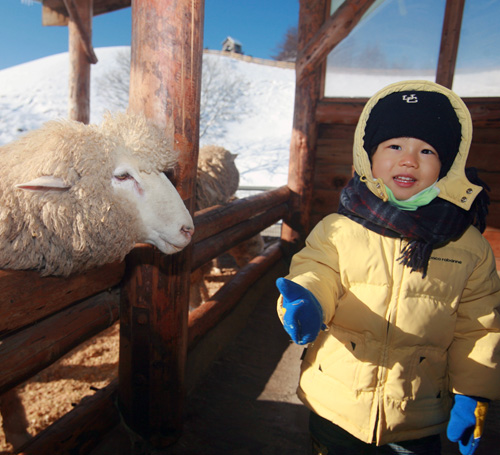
left=41, top=0, right=130, bottom=24
left=2, top=0, right=499, bottom=453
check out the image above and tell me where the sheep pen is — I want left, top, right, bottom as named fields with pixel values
left=0, top=142, right=274, bottom=452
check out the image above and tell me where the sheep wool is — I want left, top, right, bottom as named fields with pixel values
left=0, top=112, right=188, bottom=276
left=195, top=145, right=239, bottom=210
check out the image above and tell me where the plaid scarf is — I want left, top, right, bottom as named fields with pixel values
left=338, top=172, right=489, bottom=277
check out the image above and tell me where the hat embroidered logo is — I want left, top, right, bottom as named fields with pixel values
left=402, top=94, right=418, bottom=103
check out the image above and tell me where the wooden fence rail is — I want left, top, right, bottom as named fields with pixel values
left=0, top=261, right=124, bottom=336
left=192, top=186, right=290, bottom=270
left=0, top=290, right=120, bottom=396
left=18, top=379, right=119, bottom=455
left=188, top=241, right=283, bottom=349
left=193, top=205, right=286, bottom=270
left=193, top=186, right=290, bottom=243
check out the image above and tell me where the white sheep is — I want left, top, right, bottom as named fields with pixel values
left=0, top=112, right=194, bottom=277
left=195, top=144, right=240, bottom=210
left=189, top=145, right=264, bottom=309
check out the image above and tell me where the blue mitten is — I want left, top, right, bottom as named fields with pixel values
left=276, top=277, right=325, bottom=345
left=447, top=395, right=489, bottom=455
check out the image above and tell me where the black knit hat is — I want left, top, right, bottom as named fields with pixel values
left=363, top=90, right=462, bottom=178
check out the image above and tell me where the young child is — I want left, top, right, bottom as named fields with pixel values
left=276, top=80, right=500, bottom=455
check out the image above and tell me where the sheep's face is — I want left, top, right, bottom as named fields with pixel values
left=111, top=155, right=194, bottom=254
left=14, top=155, right=194, bottom=257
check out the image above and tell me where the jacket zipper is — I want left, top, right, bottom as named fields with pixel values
left=373, top=238, right=405, bottom=444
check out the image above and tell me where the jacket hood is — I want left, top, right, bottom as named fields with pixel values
left=353, top=80, right=482, bottom=210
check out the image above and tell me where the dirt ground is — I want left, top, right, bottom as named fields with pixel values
left=0, top=321, right=120, bottom=454
left=0, top=268, right=234, bottom=454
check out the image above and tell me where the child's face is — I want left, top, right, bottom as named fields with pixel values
left=371, top=137, right=442, bottom=201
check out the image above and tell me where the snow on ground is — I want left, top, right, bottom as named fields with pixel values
left=325, top=67, right=500, bottom=97
left=0, top=46, right=296, bottom=188
left=198, top=53, right=295, bottom=187
left=0, top=47, right=124, bottom=145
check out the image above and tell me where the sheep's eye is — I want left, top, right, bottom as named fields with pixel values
left=114, top=173, right=132, bottom=181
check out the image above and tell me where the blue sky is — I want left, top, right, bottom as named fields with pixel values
left=0, top=0, right=299, bottom=70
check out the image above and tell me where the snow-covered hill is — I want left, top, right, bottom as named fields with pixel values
left=0, top=46, right=295, bottom=188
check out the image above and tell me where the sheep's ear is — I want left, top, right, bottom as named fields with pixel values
left=15, top=176, right=71, bottom=193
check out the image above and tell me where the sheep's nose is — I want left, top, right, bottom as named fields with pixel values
left=181, top=225, right=194, bottom=239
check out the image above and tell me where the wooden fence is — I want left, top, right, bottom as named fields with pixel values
left=0, top=185, right=290, bottom=454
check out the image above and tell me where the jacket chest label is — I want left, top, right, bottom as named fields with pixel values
left=429, top=256, right=463, bottom=265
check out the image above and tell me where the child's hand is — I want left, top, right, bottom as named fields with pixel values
left=447, top=395, right=489, bottom=455
left=276, top=277, right=325, bottom=345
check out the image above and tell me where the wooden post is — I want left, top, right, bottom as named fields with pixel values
left=281, top=0, right=328, bottom=253
left=118, top=0, right=204, bottom=447
left=436, top=0, right=465, bottom=89
left=67, top=0, right=94, bottom=123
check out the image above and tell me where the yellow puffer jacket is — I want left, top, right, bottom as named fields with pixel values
left=278, top=81, right=500, bottom=445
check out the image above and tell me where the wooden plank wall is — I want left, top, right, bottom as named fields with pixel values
left=312, top=121, right=355, bottom=227
left=312, top=98, right=500, bottom=230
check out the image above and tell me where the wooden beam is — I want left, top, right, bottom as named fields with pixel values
left=188, top=242, right=283, bottom=349
left=314, top=98, right=500, bottom=128
left=0, top=290, right=119, bottom=394
left=42, top=0, right=131, bottom=26
left=42, top=0, right=69, bottom=26
left=436, top=0, right=465, bottom=89
left=67, top=0, right=94, bottom=123
left=15, top=242, right=282, bottom=455
left=17, top=380, right=119, bottom=455
left=193, top=186, right=291, bottom=244
left=316, top=98, right=367, bottom=125
left=119, top=0, right=204, bottom=448
left=62, top=0, right=98, bottom=64
left=0, top=261, right=124, bottom=336
left=281, top=0, right=328, bottom=249
left=295, top=0, right=376, bottom=82
left=191, top=203, right=288, bottom=271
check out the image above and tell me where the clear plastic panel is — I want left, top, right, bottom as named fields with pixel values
left=324, top=0, right=446, bottom=97
left=453, top=0, right=500, bottom=97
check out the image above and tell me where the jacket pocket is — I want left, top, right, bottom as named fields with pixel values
left=406, top=348, right=448, bottom=401
left=312, top=327, right=376, bottom=392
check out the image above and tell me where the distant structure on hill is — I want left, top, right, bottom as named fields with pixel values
left=222, top=36, right=243, bottom=54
